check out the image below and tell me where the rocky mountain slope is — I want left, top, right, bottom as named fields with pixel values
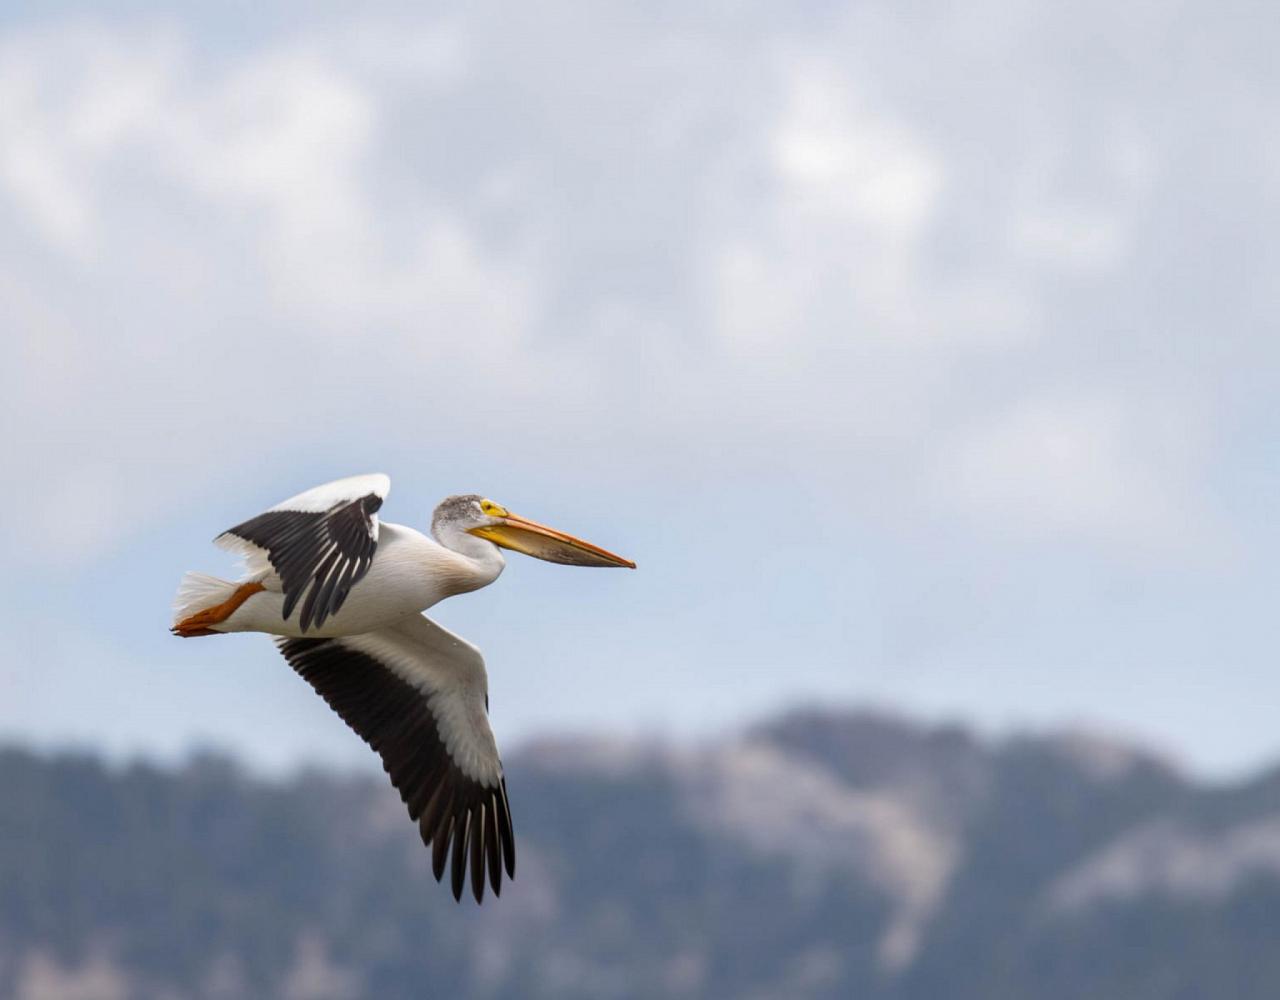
left=3, top=710, right=1279, bottom=999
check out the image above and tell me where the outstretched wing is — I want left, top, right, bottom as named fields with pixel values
left=216, top=473, right=389, bottom=632
left=275, top=614, right=515, bottom=903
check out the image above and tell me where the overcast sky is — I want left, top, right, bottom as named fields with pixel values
left=2, top=1, right=1278, bottom=777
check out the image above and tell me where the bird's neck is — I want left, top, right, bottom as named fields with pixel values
left=432, top=526, right=506, bottom=596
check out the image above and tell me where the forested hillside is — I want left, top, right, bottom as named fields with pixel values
left=4, top=711, right=1280, bottom=999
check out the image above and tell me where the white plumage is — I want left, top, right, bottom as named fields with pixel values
left=266, top=472, right=391, bottom=514
left=172, top=473, right=634, bottom=903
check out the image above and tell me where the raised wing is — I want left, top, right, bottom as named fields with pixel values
left=216, top=473, right=389, bottom=632
left=275, top=614, right=515, bottom=902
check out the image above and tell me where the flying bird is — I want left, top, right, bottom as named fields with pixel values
left=171, top=474, right=634, bottom=902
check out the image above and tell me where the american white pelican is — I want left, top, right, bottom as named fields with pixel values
left=171, top=474, right=634, bottom=902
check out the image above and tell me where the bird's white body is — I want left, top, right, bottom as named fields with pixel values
left=214, top=522, right=506, bottom=638
left=171, top=473, right=633, bottom=903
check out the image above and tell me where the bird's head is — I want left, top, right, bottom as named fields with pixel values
left=431, top=494, right=635, bottom=568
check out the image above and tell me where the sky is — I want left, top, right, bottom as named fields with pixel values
left=2, top=0, right=1278, bottom=778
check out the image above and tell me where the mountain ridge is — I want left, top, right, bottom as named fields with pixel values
left=3, top=707, right=1278, bottom=999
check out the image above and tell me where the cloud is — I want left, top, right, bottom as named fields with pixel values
left=0, top=7, right=1239, bottom=569
left=1010, top=201, right=1130, bottom=272
left=0, top=19, right=545, bottom=564
left=0, top=23, right=175, bottom=257
left=0, top=5, right=1249, bottom=567
left=774, top=63, right=943, bottom=239
left=934, top=392, right=1207, bottom=546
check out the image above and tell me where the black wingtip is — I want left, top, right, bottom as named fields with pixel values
left=432, top=816, right=452, bottom=882
left=450, top=812, right=471, bottom=902
left=470, top=806, right=487, bottom=904
left=274, top=631, right=515, bottom=906
left=486, top=797, right=502, bottom=897
left=499, top=779, right=516, bottom=879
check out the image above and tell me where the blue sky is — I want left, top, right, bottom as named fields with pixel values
left=2, top=1, right=1279, bottom=776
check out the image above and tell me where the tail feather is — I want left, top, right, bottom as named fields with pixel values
left=172, top=571, right=238, bottom=627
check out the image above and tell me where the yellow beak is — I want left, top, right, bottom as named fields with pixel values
left=468, top=512, right=636, bottom=568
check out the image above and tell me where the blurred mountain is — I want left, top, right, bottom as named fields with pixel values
left=4, top=710, right=1280, bottom=999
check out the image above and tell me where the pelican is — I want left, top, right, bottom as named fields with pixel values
left=171, top=474, right=634, bottom=902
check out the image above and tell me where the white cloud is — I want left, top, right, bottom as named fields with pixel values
left=935, top=393, right=1203, bottom=545
left=1011, top=201, right=1130, bottom=272
left=774, top=64, right=943, bottom=239
left=0, top=6, right=1253, bottom=566
left=0, top=19, right=544, bottom=564
left=0, top=24, right=178, bottom=257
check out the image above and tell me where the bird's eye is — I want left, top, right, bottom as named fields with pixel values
left=479, top=499, right=507, bottom=517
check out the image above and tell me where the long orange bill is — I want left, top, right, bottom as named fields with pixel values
left=469, top=513, right=636, bottom=568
